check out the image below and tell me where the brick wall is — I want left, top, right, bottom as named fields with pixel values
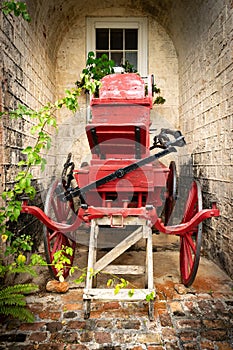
left=172, top=0, right=233, bottom=277
left=0, top=6, right=57, bottom=241
left=0, top=8, right=57, bottom=190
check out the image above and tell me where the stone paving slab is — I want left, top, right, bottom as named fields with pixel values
left=0, top=250, right=232, bottom=350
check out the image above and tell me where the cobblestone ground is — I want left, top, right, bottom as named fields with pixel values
left=0, top=241, right=232, bottom=350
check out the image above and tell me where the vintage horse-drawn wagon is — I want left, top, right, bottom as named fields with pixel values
left=21, top=73, right=219, bottom=319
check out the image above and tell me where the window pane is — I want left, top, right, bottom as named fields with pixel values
left=125, top=29, right=138, bottom=50
left=125, top=52, right=137, bottom=71
left=110, top=29, right=123, bottom=50
left=96, top=29, right=109, bottom=50
left=96, top=52, right=109, bottom=59
left=111, top=52, right=123, bottom=66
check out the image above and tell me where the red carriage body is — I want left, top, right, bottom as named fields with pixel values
left=75, top=74, right=167, bottom=212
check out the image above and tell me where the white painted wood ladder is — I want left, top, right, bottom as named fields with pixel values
left=83, top=218, right=155, bottom=320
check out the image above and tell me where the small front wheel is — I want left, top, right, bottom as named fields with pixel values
left=179, top=180, right=203, bottom=287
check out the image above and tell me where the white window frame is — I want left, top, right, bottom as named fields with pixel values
left=86, top=17, right=148, bottom=77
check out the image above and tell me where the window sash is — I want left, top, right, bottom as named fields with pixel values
left=96, top=28, right=138, bottom=68
left=86, top=17, right=148, bottom=77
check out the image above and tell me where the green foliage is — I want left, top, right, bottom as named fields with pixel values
left=4, top=233, right=33, bottom=256
left=82, top=51, right=115, bottom=81
left=0, top=88, right=83, bottom=256
left=73, top=272, right=87, bottom=284
left=152, top=84, right=166, bottom=105
left=76, top=52, right=165, bottom=103
left=0, top=81, right=84, bottom=322
left=0, top=284, right=38, bottom=322
left=154, top=95, right=166, bottom=105
left=114, top=278, right=128, bottom=295
left=76, top=51, right=115, bottom=95
left=1, top=1, right=31, bottom=21
left=30, top=253, right=47, bottom=267
left=52, top=245, right=74, bottom=281
left=121, top=60, right=137, bottom=73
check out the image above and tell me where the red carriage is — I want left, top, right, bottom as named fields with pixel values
left=21, top=73, right=219, bottom=319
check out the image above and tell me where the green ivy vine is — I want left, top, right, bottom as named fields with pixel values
left=1, top=1, right=31, bottom=21
left=0, top=87, right=84, bottom=322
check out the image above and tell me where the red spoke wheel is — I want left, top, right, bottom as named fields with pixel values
left=180, top=180, right=202, bottom=286
left=163, top=161, right=177, bottom=225
left=43, top=180, right=76, bottom=279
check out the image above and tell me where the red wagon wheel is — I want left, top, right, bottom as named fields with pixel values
left=163, top=161, right=177, bottom=225
left=43, top=180, right=76, bottom=279
left=180, top=180, right=203, bottom=286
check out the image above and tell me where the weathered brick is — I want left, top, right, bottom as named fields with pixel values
left=159, top=310, right=173, bottom=327
left=115, top=320, right=141, bottom=329
left=46, top=321, right=63, bottom=333
left=202, top=319, right=226, bottom=329
left=64, top=311, right=78, bottom=319
left=50, top=331, right=79, bottom=343
left=94, top=331, right=112, bottom=344
left=38, top=311, right=61, bottom=320
left=182, top=343, right=199, bottom=350
left=197, top=300, right=216, bottom=318
left=176, top=319, right=202, bottom=329
left=80, top=330, right=94, bottom=342
left=65, top=346, right=88, bottom=350
left=179, top=330, right=198, bottom=342
left=200, top=329, right=228, bottom=341
left=19, top=322, right=46, bottom=331
left=37, top=344, right=65, bottom=350
left=0, top=333, right=27, bottom=342
left=63, top=303, right=83, bottom=311
left=169, top=301, right=185, bottom=316
left=161, top=328, right=178, bottom=342
left=200, top=340, right=217, bottom=349
left=215, top=341, right=233, bottom=350
left=95, top=320, right=114, bottom=328
left=137, top=332, right=161, bottom=344
left=61, top=290, right=84, bottom=303
left=29, top=331, right=48, bottom=342
left=66, top=321, right=87, bottom=330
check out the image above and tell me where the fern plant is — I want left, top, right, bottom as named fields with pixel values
left=0, top=283, right=38, bottom=322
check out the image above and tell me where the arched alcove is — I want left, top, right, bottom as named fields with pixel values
left=0, top=0, right=232, bottom=277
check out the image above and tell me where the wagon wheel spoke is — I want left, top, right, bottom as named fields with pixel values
left=179, top=181, right=202, bottom=287
left=181, top=236, right=195, bottom=281
left=48, top=230, right=59, bottom=241
left=51, top=231, right=63, bottom=255
left=51, top=196, right=74, bottom=222
left=43, top=180, right=76, bottom=279
left=185, top=236, right=194, bottom=270
left=185, top=233, right=197, bottom=254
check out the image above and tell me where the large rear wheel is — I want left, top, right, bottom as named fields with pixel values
left=43, top=180, right=76, bottom=279
left=179, top=180, right=203, bottom=287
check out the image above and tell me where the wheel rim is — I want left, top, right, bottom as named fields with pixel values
left=43, top=180, right=76, bottom=279
left=180, top=180, right=202, bottom=286
left=164, top=161, right=177, bottom=225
